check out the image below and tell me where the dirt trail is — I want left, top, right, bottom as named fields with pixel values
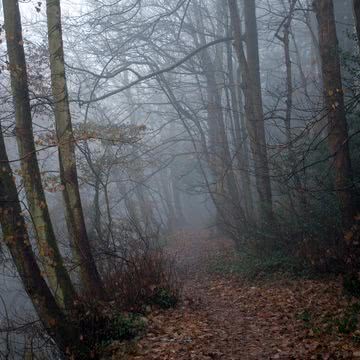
left=123, top=231, right=360, bottom=359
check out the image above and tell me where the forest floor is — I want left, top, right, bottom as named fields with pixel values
left=117, top=231, right=360, bottom=359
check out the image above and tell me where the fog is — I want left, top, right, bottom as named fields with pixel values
left=0, top=0, right=360, bottom=358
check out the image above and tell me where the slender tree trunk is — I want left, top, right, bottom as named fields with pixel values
left=124, top=80, right=159, bottom=234
left=94, top=176, right=102, bottom=240
left=226, top=36, right=254, bottom=219
left=192, top=3, right=246, bottom=230
left=228, top=0, right=274, bottom=226
left=159, top=170, right=177, bottom=230
left=170, top=165, right=187, bottom=226
left=3, top=0, right=76, bottom=309
left=205, top=64, right=247, bottom=227
left=0, top=122, right=79, bottom=357
left=46, top=0, right=105, bottom=299
left=243, top=0, right=274, bottom=223
left=134, top=183, right=158, bottom=233
left=314, top=0, right=356, bottom=229
left=353, top=0, right=360, bottom=49
left=276, top=0, right=306, bottom=213
left=280, top=1, right=296, bottom=147
left=334, top=0, right=355, bottom=53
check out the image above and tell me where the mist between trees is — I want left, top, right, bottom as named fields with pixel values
left=0, top=0, right=359, bottom=358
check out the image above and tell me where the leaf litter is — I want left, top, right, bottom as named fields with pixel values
left=106, top=231, right=360, bottom=359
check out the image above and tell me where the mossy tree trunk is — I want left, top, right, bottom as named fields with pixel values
left=0, top=121, right=80, bottom=356
left=46, top=0, right=105, bottom=299
left=2, top=0, right=76, bottom=310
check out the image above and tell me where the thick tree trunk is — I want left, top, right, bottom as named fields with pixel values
left=3, top=0, right=76, bottom=309
left=314, top=0, right=356, bottom=229
left=46, top=0, right=105, bottom=299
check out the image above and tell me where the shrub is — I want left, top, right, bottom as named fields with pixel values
left=150, top=287, right=178, bottom=309
left=103, top=247, right=181, bottom=312
left=67, top=300, right=146, bottom=359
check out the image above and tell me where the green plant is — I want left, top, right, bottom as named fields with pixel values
left=343, top=273, right=360, bottom=298
left=337, top=314, right=358, bottom=334
left=297, top=309, right=312, bottom=323
left=209, top=250, right=308, bottom=280
left=68, top=301, right=147, bottom=359
left=109, top=313, right=146, bottom=341
left=150, top=287, right=178, bottom=309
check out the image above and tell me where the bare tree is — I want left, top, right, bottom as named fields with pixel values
left=46, top=0, right=105, bottom=299
left=228, top=0, right=274, bottom=228
left=3, top=0, right=76, bottom=309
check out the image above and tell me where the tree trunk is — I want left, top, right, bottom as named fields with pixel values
left=170, top=165, right=187, bottom=227
left=124, top=80, right=159, bottom=235
left=226, top=34, right=254, bottom=219
left=228, top=0, right=274, bottom=227
left=0, top=122, right=80, bottom=357
left=159, top=170, right=177, bottom=231
left=276, top=0, right=306, bottom=213
left=3, top=0, right=76, bottom=309
left=314, top=0, right=356, bottom=229
left=353, top=0, right=360, bottom=49
left=193, top=2, right=246, bottom=231
left=46, top=0, right=105, bottom=299
left=334, top=0, right=355, bottom=53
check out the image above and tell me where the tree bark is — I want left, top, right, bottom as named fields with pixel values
left=353, top=0, right=360, bottom=49
left=314, top=0, right=356, bottom=229
left=46, top=0, right=105, bottom=299
left=193, top=2, right=246, bottom=231
left=0, top=122, right=79, bottom=357
left=226, top=34, right=254, bottom=219
left=228, top=0, right=274, bottom=227
left=3, top=0, right=76, bottom=309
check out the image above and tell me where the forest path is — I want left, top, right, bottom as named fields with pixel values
left=125, top=231, right=360, bottom=359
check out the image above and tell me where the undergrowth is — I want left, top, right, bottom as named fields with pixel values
left=65, top=301, right=147, bottom=359
left=297, top=302, right=360, bottom=340
left=65, top=232, right=181, bottom=359
left=209, top=249, right=312, bottom=280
